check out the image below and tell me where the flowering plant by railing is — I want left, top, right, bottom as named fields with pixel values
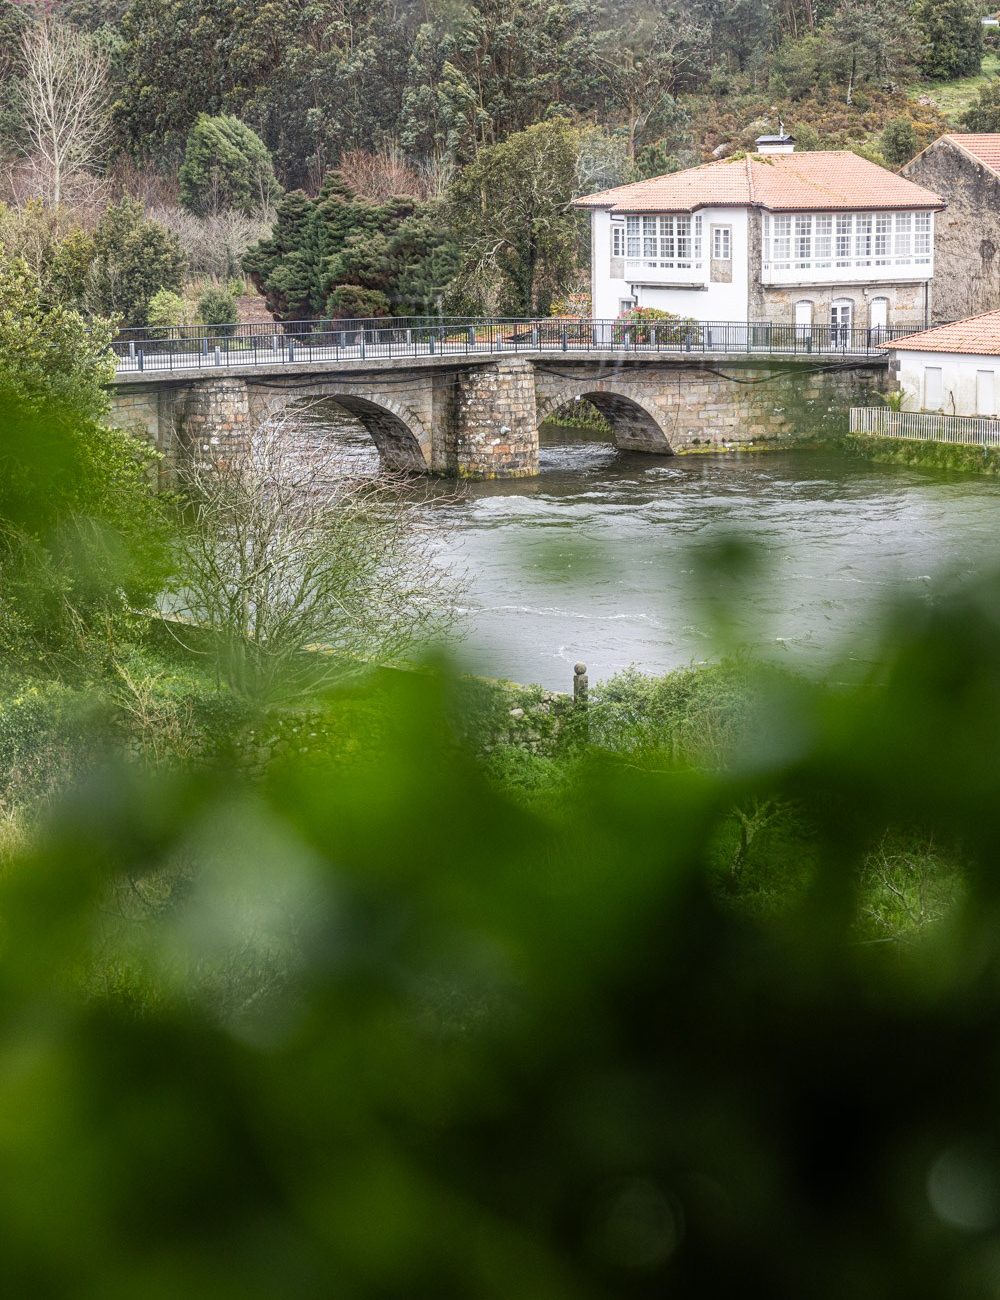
left=612, top=307, right=702, bottom=347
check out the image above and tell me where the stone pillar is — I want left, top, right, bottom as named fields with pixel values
left=177, top=378, right=251, bottom=457
left=451, top=360, right=539, bottom=478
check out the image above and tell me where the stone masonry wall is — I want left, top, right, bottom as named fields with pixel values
left=447, top=359, right=539, bottom=478
left=535, top=360, right=888, bottom=453
left=177, top=378, right=251, bottom=454
left=904, top=139, right=1000, bottom=323
left=110, top=356, right=889, bottom=485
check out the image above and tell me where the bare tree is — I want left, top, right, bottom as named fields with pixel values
left=169, top=411, right=464, bottom=702
left=150, top=204, right=274, bottom=281
left=16, top=15, right=110, bottom=207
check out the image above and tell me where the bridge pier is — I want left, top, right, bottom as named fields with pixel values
left=449, top=360, right=539, bottom=478
left=179, top=377, right=251, bottom=454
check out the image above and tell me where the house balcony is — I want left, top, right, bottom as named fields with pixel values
left=624, top=260, right=707, bottom=288
left=761, top=259, right=933, bottom=286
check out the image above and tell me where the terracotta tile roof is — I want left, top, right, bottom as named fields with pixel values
left=573, top=151, right=943, bottom=214
left=940, top=133, right=1000, bottom=176
left=881, top=309, right=1000, bottom=356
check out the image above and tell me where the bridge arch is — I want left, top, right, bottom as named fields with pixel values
left=536, top=383, right=674, bottom=454
left=247, top=383, right=432, bottom=473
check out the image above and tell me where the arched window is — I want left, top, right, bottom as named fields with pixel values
left=795, top=300, right=813, bottom=344
left=869, top=297, right=889, bottom=340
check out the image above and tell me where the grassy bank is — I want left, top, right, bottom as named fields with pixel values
left=907, top=51, right=1000, bottom=122
left=0, top=642, right=962, bottom=944
left=843, top=432, right=1000, bottom=476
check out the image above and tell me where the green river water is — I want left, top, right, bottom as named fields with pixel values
left=328, top=415, right=1000, bottom=689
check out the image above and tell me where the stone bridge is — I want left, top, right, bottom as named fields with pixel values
left=109, top=352, right=890, bottom=481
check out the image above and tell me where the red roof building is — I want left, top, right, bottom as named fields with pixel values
left=576, top=143, right=944, bottom=333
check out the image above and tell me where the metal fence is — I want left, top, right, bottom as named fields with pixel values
left=850, top=406, right=1000, bottom=447
left=112, top=316, right=920, bottom=375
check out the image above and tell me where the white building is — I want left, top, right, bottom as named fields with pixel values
left=574, top=136, right=944, bottom=333
left=884, top=310, right=1000, bottom=417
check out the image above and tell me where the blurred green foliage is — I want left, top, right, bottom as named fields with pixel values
left=0, top=275, right=169, bottom=674
left=2, top=575, right=1000, bottom=1295
left=5, top=344, right=1000, bottom=1294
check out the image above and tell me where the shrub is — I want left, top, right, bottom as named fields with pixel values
left=146, top=289, right=188, bottom=338
left=324, top=284, right=391, bottom=320
left=197, top=285, right=237, bottom=333
left=613, top=306, right=701, bottom=346
left=880, top=118, right=919, bottom=168
left=962, top=78, right=1000, bottom=132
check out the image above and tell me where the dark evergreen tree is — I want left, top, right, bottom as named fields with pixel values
left=913, top=0, right=983, bottom=80
left=179, top=115, right=282, bottom=216
left=243, top=177, right=459, bottom=323
left=86, top=200, right=186, bottom=327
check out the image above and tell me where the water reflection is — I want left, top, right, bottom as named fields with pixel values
left=305, top=404, right=1000, bottom=689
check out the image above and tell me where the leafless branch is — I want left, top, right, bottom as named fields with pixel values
left=168, top=409, right=465, bottom=702
left=15, top=15, right=110, bottom=207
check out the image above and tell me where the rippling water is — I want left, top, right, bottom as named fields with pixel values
left=311, top=407, right=1000, bottom=690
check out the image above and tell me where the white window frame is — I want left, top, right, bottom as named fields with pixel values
left=611, top=220, right=625, bottom=259
left=794, top=215, right=811, bottom=267
left=831, top=298, right=853, bottom=345
left=712, top=226, right=732, bottom=260
left=623, top=213, right=703, bottom=271
left=924, top=366, right=943, bottom=411
left=762, top=209, right=935, bottom=278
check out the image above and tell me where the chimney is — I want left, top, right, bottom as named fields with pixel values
left=755, top=121, right=795, bottom=155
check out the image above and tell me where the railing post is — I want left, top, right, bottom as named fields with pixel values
left=137, top=347, right=144, bottom=372
left=531, top=325, right=539, bottom=349
left=429, top=331, right=436, bottom=354
left=288, top=338, right=295, bottom=362
left=561, top=326, right=568, bottom=352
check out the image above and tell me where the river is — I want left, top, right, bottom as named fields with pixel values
left=317, top=411, right=1000, bottom=690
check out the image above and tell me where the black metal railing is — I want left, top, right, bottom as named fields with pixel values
left=111, top=316, right=921, bottom=374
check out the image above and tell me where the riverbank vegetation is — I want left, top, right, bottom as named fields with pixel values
left=845, top=431, right=1000, bottom=476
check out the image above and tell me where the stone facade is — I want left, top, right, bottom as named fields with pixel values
left=903, top=138, right=1000, bottom=323
left=759, top=282, right=929, bottom=330
left=110, top=353, right=890, bottom=482
left=746, top=206, right=930, bottom=330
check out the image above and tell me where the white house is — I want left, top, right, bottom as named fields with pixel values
left=883, top=310, right=1000, bottom=416
left=573, top=135, right=944, bottom=334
